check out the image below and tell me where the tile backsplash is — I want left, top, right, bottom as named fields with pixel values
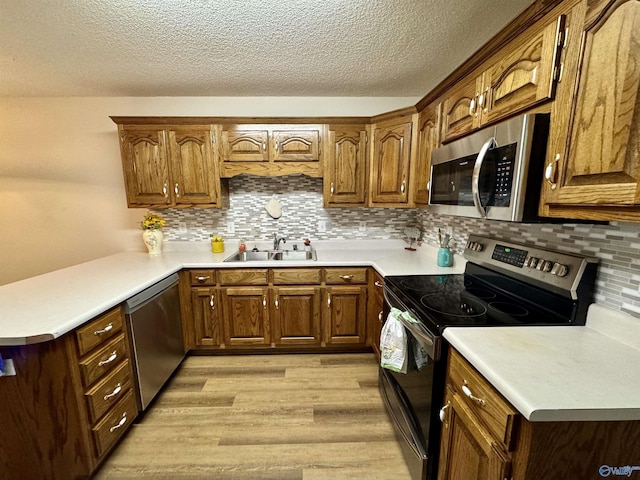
left=156, top=175, right=640, bottom=318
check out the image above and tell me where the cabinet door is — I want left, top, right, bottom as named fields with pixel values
left=272, top=287, right=321, bottom=346
left=548, top=0, right=640, bottom=209
left=118, top=127, right=170, bottom=206
left=438, top=390, right=512, bottom=480
left=221, top=127, right=269, bottom=162
left=221, top=287, right=271, bottom=346
left=414, top=104, right=440, bottom=204
left=166, top=127, right=218, bottom=205
left=483, top=15, right=565, bottom=125
left=371, top=121, right=412, bottom=204
left=271, top=128, right=321, bottom=162
left=325, top=126, right=368, bottom=205
left=191, top=287, right=222, bottom=347
left=324, top=286, right=367, bottom=345
left=441, top=75, right=483, bottom=143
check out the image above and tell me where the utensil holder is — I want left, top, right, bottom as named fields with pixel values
left=437, top=247, right=452, bottom=267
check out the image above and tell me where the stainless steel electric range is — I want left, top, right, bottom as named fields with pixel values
left=379, top=234, right=598, bottom=480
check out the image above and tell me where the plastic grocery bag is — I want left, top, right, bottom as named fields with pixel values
left=380, top=308, right=408, bottom=374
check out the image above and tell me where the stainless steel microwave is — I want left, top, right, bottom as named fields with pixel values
left=429, top=113, right=550, bottom=222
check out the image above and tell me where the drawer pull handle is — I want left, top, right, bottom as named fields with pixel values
left=439, top=400, right=451, bottom=426
left=93, top=323, right=113, bottom=336
left=374, top=280, right=384, bottom=288
left=196, top=275, right=210, bottom=283
left=104, top=383, right=122, bottom=401
left=462, top=382, right=486, bottom=406
left=98, top=351, right=118, bottom=367
left=339, top=275, right=353, bottom=281
left=109, top=412, right=128, bottom=433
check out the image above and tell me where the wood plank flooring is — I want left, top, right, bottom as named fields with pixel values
left=94, top=353, right=412, bottom=480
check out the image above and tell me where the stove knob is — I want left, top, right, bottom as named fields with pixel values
left=551, top=262, right=569, bottom=277
left=542, top=261, right=553, bottom=273
left=474, top=242, right=484, bottom=252
left=536, top=259, right=546, bottom=270
left=528, top=257, right=539, bottom=268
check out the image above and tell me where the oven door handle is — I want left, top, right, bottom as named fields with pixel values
left=396, top=315, right=438, bottom=361
left=472, top=136, right=496, bottom=219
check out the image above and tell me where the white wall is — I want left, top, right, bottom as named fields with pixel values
left=0, top=96, right=417, bottom=285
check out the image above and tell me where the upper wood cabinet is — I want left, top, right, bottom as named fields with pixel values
left=370, top=116, right=414, bottom=206
left=324, top=124, right=368, bottom=207
left=541, top=0, right=640, bottom=221
left=219, top=124, right=324, bottom=178
left=441, top=14, right=566, bottom=143
left=116, top=123, right=224, bottom=208
left=414, top=103, right=441, bottom=205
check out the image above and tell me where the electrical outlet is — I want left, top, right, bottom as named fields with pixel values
left=227, top=222, right=235, bottom=234
left=178, top=222, right=187, bottom=233
left=318, top=220, right=326, bottom=233
left=359, top=221, right=367, bottom=232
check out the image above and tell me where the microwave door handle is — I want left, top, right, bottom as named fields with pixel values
left=472, top=137, right=496, bottom=218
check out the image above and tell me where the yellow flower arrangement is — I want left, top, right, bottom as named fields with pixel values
left=140, top=213, right=166, bottom=230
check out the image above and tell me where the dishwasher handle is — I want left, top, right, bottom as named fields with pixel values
left=124, top=273, right=179, bottom=313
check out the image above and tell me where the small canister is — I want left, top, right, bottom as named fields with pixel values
left=437, top=247, right=452, bottom=267
left=211, top=235, right=225, bottom=253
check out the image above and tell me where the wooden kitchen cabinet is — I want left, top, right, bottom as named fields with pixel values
left=115, top=122, right=226, bottom=208
left=541, top=0, right=640, bottom=222
left=190, top=287, right=223, bottom=347
left=438, top=348, right=640, bottom=480
left=370, top=116, right=414, bottom=205
left=272, top=286, right=322, bottom=346
left=220, top=124, right=324, bottom=178
left=221, top=286, right=271, bottom=347
left=414, top=103, right=441, bottom=205
left=441, top=15, right=565, bottom=143
left=324, top=268, right=368, bottom=345
left=0, top=307, right=137, bottom=480
left=324, top=124, right=369, bottom=206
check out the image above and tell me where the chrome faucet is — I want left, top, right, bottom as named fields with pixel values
left=273, top=233, right=287, bottom=251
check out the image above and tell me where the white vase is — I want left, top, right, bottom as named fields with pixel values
left=142, top=229, right=163, bottom=255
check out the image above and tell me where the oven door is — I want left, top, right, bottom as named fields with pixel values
left=380, top=289, right=445, bottom=480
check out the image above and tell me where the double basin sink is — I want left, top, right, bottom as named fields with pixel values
left=224, top=250, right=317, bottom=262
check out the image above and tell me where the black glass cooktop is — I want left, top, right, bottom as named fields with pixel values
left=384, top=263, right=579, bottom=334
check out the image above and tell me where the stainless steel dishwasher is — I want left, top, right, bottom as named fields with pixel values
left=124, top=273, right=185, bottom=411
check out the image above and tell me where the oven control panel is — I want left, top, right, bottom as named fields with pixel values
left=464, top=235, right=598, bottom=298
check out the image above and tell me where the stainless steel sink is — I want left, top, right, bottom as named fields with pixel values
left=223, top=250, right=317, bottom=262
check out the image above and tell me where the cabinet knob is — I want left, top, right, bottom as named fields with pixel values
left=98, top=351, right=118, bottom=367
left=374, top=280, right=384, bottom=288
left=263, top=295, right=267, bottom=308
left=327, top=293, right=332, bottom=307
left=174, top=183, right=180, bottom=197
left=469, top=97, right=476, bottom=116
left=209, top=294, right=215, bottom=308
left=330, top=182, right=335, bottom=194
left=462, top=382, right=486, bottom=406
left=545, top=154, right=560, bottom=190
left=103, top=383, right=122, bottom=401
left=93, top=323, right=113, bottom=336
left=109, top=412, right=128, bottom=433
left=439, top=400, right=451, bottom=426
left=275, top=295, right=279, bottom=310
left=401, top=180, right=406, bottom=194
left=163, top=182, right=168, bottom=197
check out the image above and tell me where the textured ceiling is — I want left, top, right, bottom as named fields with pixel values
left=0, top=0, right=533, bottom=97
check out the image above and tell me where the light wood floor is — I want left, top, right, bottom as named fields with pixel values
left=94, top=353, right=412, bottom=480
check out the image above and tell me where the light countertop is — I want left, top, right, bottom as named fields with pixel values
left=444, top=304, right=640, bottom=422
left=0, top=240, right=463, bottom=346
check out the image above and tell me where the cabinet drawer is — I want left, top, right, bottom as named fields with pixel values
left=219, top=269, right=268, bottom=285
left=189, top=269, right=216, bottom=285
left=84, top=360, right=134, bottom=424
left=448, top=349, right=519, bottom=450
left=79, top=333, right=129, bottom=388
left=325, top=268, right=368, bottom=284
left=75, top=307, right=123, bottom=356
left=91, top=389, right=137, bottom=458
left=272, top=268, right=322, bottom=285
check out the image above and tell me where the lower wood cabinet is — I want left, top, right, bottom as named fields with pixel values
left=0, top=306, right=137, bottom=480
left=181, top=267, right=371, bottom=351
left=438, top=348, right=640, bottom=480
